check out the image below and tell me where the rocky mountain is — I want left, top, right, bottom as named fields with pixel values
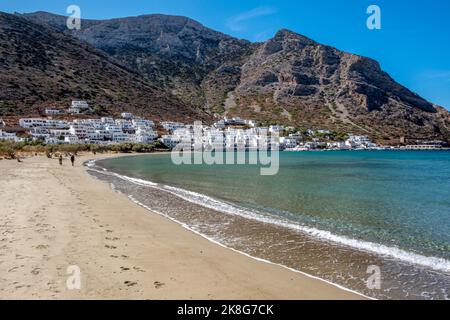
left=0, top=12, right=206, bottom=122
left=5, top=11, right=450, bottom=142
left=230, top=29, right=450, bottom=141
left=20, top=11, right=253, bottom=113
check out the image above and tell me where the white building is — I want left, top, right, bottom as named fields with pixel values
left=29, top=128, right=50, bottom=140
left=68, top=100, right=90, bottom=114
left=19, top=118, right=68, bottom=129
left=121, top=112, right=134, bottom=119
left=132, top=119, right=155, bottom=128
left=69, top=124, right=89, bottom=139
left=280, top=137, right=298, bottom=149
left=327, top=142, right=350, bottom=150
left=161, top=121, right=185, bottom=133
left=44, top=137, right=62, bottom=145
left=19, top=118, right=48, bottom=128
left=46, top=119, right=69, bottom=128
left=133, top=128, right=159, bottom=143
left=269, top=125, right=284, bottom=134
left=160, top=135, right=181, bottom=149
left=105, top=124, right=123, bottom=135
left=213, top=120, right=226, bottom=129
left=224, top=117, right=246, bottom=126
left=45, top=109, right=61, bottom=115
left=345, top=135, right=373, bottom=149
left=50, top=129, right=71, bottom=138
left=94, top=129, right=111, bottom=141
left=113, top=119, right=133, bottom=134
left=64, top=135, right=80, bottom=144
left=256, top=127, right=269, bottom=135
left=245, top=120, right=257, bottom=128
left=0, top=130, right=20, bottom=142
left=101, top=117, right=115, bottom=124
left=111, top=132, right=131, bottom=142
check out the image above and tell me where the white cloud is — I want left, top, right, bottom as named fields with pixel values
left=424, top=71, right=450, bottom=82
left=226, top=6, right=278, bottom=31
left=252, top=29, right=273, bottom=42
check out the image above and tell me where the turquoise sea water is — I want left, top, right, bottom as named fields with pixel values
left=91, top=151, right=450, bottom=299
left=98, top=151, right=450, bottom=260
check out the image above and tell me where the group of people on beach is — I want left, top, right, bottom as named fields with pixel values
left=59, top=154, right=75, bottom=166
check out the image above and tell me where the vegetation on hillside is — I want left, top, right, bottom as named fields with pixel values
left=0, top=140, right=168, bottom=159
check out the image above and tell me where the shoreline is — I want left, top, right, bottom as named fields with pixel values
left=91, top=153, right=450, bottom=273
left=88, top=152, right=450, bottom=300
left=85, top=153, right=374, bottom=299
left=0, top=152, right=365, bottom=299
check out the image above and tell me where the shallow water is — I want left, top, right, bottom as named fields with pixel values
left=87, top=151, right=450, bottom=299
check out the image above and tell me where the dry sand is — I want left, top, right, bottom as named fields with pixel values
left=0, top=153, right=364, bottom=299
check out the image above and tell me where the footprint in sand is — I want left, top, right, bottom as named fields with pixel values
left=154, top=281, right=165, bottom=289
left=8, top=266, right=19, bottom=272
left=31, top=268, right=40, bottom=275
left=133, top=266, right=145, bottom=273
left=124, top=281, right=137, bottom=287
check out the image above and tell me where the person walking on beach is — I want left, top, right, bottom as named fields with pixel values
left=59, top=155, right=63, bottom=166
left=70, top=154, right=75, bottom=167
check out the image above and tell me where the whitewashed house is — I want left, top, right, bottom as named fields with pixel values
left=19, top=118, right=48, bottom=128
left=68, top=100, right=90, bottom=114
left=64, top=135, right=80, bottom=144
left=224, top=117, right=246, bottom=126
left=29, top=128, right=50, bottom=140
left=160, top=135, right=182, bottom=149
left=213, top=120, right=226, bottom=129
left=161, top=121, right=185, bottom=133
left=50, top=129, right=71, bottom=139
left=115, top=119, right=134, bottom=133
left=133, top=119, right=155, bottom=128
left=245, top=120, right=257, bottom=128
left=94, top=129, right=111, bottom=141
left=345, top=135, right=373, bottom=149
left=133, top=127, right=159, bottom=143
left=45, top=109, right=61, bottom=115
left=111, top=132, right=131, bottom=142
left=101, top=117, right=115, bottom=124
left=69, top=124, right=89, bottom=139
left=280, top=137, right=298, bottom=149
left=269, top=125, right=284, bottom=134
left=0, top=130, right=19, bottom=142
left=46, top=119, right=69, bottom=128
left=121, top=112, right=134, bottom=119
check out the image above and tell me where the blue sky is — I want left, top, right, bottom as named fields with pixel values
left=2, top=0, right=449, bottom=109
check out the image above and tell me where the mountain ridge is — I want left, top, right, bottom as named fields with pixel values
left=3, top=11, right=449, bottom=142
left=0, top=12, right=207, bottom=122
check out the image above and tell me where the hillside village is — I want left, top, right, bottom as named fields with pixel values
left=0, top=101, right=447, bottom=151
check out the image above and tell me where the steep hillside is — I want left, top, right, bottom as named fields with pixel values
left=0, top=12, right=207, bottom=122
left=21, top=12, right=252, bottom=111
left=229, top=29, right=450, bottom=141
left=14, top=12, right=450, bottom=141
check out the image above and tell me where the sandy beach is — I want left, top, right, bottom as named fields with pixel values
left=0, top=153, right=364, bottom=299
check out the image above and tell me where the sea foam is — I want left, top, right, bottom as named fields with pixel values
left=87, top=164, right=450, bottom=274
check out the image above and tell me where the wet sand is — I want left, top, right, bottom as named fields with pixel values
left=0, top=153, right=364, bottom=299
